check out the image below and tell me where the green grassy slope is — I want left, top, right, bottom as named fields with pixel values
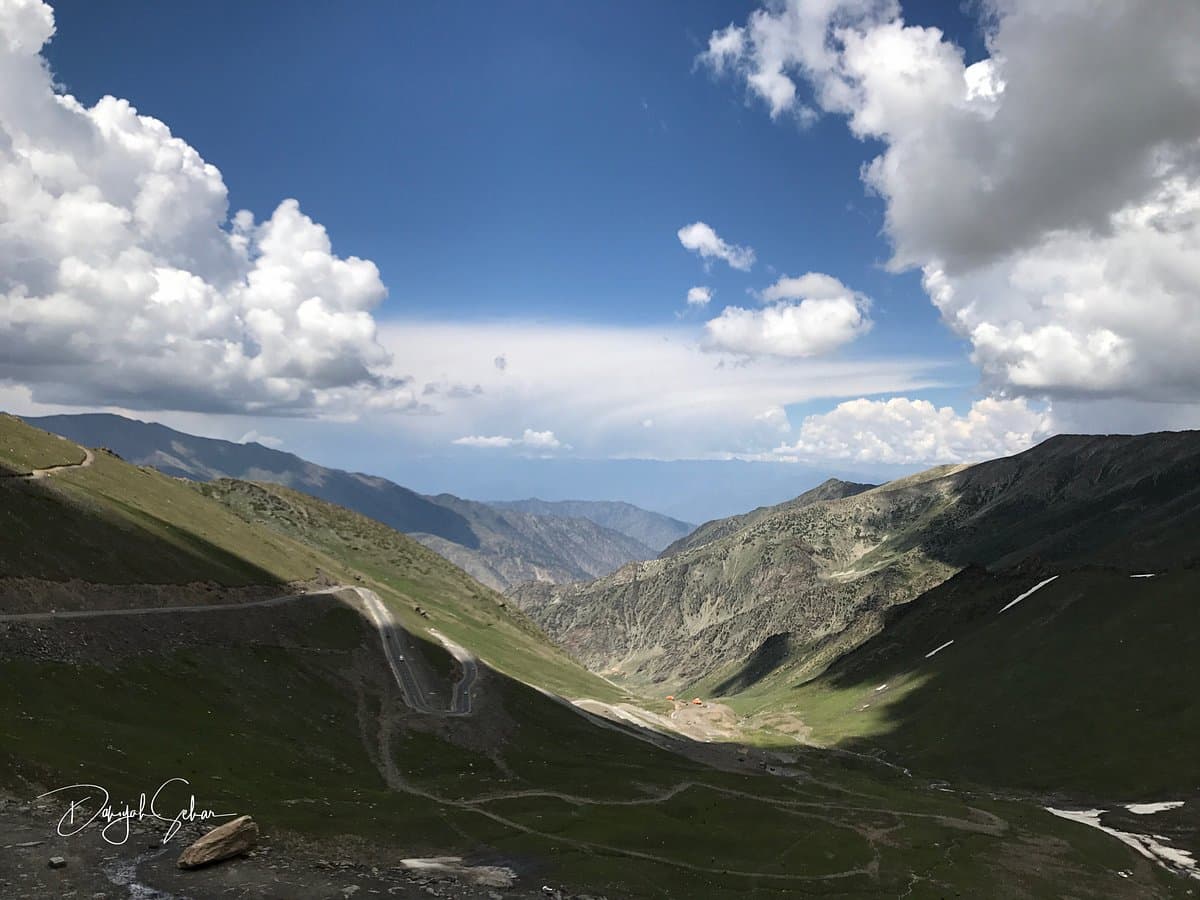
left=0, top=415, right=620, bottom=703
left=28, top=412, right=663, bottom=592
left=0, top=414, right=86, bottom=474
left=745, top=566, right=1200, bottom=798
left=197, top=478, right=626, bottom=702
left=1, top=448, right=307, bottom=586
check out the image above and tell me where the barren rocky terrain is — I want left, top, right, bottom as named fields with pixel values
left=511, top=432, right=1200, bottom=687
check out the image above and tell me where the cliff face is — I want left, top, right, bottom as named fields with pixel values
left=510, top=431, right=1200, bottom=688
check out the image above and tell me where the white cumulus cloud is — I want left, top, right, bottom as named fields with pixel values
left=686, top=286, right=712, bottom=306
left=775, top=396, right=1054, bottom=464
left=700, top=0, right=1200, bottom=406
left=705, top=271, right=871, bottom=357
left=677, top=221, right=756, bottom=271
left=0, top=0, right=406, bottom=415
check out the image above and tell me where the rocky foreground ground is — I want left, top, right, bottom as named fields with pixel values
left=0, top=794, right=607, bottom=900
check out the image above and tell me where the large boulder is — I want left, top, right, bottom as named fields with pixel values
left=176, top=815, right=259, bottom=869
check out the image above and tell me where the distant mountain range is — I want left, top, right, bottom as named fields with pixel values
left=25, top=413, right=692, bottom=591
left=489, top=498, right=693, bottom=553
left=512, top=430, right=1200, bottom=687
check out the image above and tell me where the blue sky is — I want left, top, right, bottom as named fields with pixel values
left=45, top=1, right=939, bottom=335
left=4, top=1, right=1200, bottom=519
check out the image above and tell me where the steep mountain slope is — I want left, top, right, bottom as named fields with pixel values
left=25, top=412, right=654, bottom=591
left=661, top=477, right=875, bottom=557
left=5, top=415, right=1174, bottom=898
left=0, top=414, right=611, bottom=698
left=489, top=498, right=694, bottom=552
left=511, top=431, right=1200, bottom=688
left=744, top=565, right=1200, bottom=798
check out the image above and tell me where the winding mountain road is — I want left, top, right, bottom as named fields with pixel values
left=350, top=587, right=476, bottom=715
left=427, top=627, right=478, bottom=714
left=0, top=584, right=475, bottom=717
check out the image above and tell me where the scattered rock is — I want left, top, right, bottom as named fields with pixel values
left=176, top=815, right=259, bottom=870
left=47, top=856, right=66, bottom=869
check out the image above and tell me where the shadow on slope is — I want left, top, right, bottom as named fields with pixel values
left=892, top=431, right=1200, bottom=573
left=0, top=459, right=285, bottom=588
left=799, top=565, right=1200, bottom=799
left=712, top=633, right=793, bottom=696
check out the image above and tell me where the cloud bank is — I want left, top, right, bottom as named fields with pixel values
left=774, top=396, right=1054, bottom=465
left=377, top=320, right=944, bottom=460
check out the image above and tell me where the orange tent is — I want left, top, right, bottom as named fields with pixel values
left=691, top=698, right=703, bottom=705
left=665, top=695, right=675, bottom=701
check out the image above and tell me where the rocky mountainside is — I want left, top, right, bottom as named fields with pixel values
left=659, top=477, right=874, bottom=557
left=511, top=431, right=1200, bottom=688
left=25, top=413, right=656, bottom=591
left=488, top=497, right=694, bottom=553
left=413, top=492, right=654, bottom=590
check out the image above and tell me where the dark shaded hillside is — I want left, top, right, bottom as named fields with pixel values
left=779, top=566, right=1200, bottom=798
left=513, top=431, right=1200, bottom=688
left=25, top=413, right=657, bottom=590
left=910, top=431, right=1200, bottom=571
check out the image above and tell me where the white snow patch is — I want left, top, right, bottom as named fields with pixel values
left=998, top=576, right=1059, bottom=614
left=875, top=683, right=888, bottom=692
left=1126, top=801, right=1185, bottom=815
left=1130, top=573, right=1157, bottom=579
left=1045, top=807, right=1200, bottom=882
left=399, top=857, right=516, bottom=888
left=924, top=640, right=954, bottom=659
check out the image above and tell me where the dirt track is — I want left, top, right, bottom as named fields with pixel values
left=0, top=445, right=95, bottom=480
